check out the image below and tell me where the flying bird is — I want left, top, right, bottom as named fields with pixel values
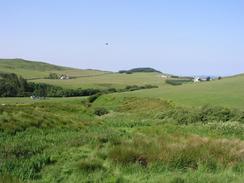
left=105, top=43, right=109, bottom=45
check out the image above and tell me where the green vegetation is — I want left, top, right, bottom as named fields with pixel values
left=0, top=59, right=164, bottom=89
left=0, top=72, right=158, bottom=98
left=0, top=73, right=30, bottom=97
left=118, top=67, right=162, bottom=74
left=111, top=75, right=244, bottom=109
left=165, top=78, right=193, bottom=85
left=0, top=96, right=243, bottom=182
left=0, top=59, right=109, bottom=80
left=0, top=59, right=244, bottom=182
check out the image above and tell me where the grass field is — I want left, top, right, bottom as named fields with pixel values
left=0, top=96, right=243, bottom=183
left=0, top=59, right=166, bottom=89
left=104, top=75, right=244, bottom=109
left=0, top=59, right=108, bottom=79
left=0, top=59, right=244, bottom=182
left=31, top=72, right=165, bottom=89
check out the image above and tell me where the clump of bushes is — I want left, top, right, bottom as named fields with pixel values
left=118, top=67, right=161, bottom=74
left=166, top=79, right=192, bottom=86
left=88, top=93, right=102, bottom=103
left=94, top=107, right=109, bottom=116
left=120, top=85, right=158, bottom=92
left=157, top=105, right=244, bottom=124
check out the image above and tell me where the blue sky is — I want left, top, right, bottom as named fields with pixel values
left=0, top=0, right=243, bottom=76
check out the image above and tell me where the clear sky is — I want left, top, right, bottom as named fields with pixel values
left=0, top=0, right=243, bottom=76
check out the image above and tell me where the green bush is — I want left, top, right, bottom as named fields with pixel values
left=166, top=79, right=192, bottom=86
left=94, top=107, right=109, bottom=116
left=88, top=93, right=102, bottom=103
left=157, top=105, right=244, bottom=124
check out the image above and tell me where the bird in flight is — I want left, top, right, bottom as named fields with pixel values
left=105, top=43, right=109, bottom=45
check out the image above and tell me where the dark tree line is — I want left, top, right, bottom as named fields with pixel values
left=118, top=67, right=161, bottom=74
left=0, top=73, right=31, bottom=97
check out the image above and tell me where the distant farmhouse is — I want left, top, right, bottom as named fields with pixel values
left=60, top=74, right=69, bottom=80
left=193, top=76, right=216, bottom=83
left=193, top=77, right=201, bottom=83
left=161, top=74, right=169, bottom=78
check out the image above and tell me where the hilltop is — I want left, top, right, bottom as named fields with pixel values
left=118, top=67, right=162, bottom=74
left=0, top=58, right=108, bottom=79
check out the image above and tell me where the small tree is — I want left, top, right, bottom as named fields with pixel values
left=48, top=73, right=59, bottom=79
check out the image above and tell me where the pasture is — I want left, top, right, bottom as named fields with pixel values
left=108, top=75, right=244, bottom=109
left=0, top=96, right=243, bottom=183
left=1, top=59, right=244, bottom=182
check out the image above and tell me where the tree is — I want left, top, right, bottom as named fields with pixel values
left=47, top=73, right=59, bottom=79
left=206, top=76, right=211, bottom=81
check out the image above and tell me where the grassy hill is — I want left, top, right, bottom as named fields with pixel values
left=99, top=75, right=244, bottom=109
left=0, top=58, right=108, bottom=79
left=1, top=94, right=244, bottom=183
left=0, top=58, right=166, bottom=89
left=1, top=58, right=244, bottom=108
left=1, top=59, right=244, bottom=183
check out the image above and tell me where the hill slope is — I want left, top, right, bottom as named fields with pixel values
left=0, top=59, right=166, bottom=89
left=102, top=74, right=244, bottom=109
left=0, top=58, right=109, bottom=80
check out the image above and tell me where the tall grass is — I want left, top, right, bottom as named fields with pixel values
left=108, top=134, right=244, bottom=171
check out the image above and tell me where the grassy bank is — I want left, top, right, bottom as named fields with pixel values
left=0, top=96, right=243, bottom=182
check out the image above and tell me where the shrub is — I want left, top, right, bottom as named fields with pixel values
left=166, top=79, right=192, bottom=86
left=94, top=107, right=109, bottom=116
left=88, top=93, right=102, bottom=103
left=157, top=105, right=244, bottom=124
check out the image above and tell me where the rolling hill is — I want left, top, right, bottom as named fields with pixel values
left=0, top=58, right=166, bottom=89
left=102, top=74, right=244, bottom=109
left=0, top=58, right=109, bottom=79
left=1, top=58, right=244, bottom=183
left=1, top=58, right=244, bottom=108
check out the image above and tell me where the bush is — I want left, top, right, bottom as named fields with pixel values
left=94, top=107, right=109, bottom=116
left=46, top=73, right=59, bottom=79
left=88, top=93, right=102, bottom=103
left=157, top=105, right=244, bottom=124
left=166, top=79, right=192, bottom=86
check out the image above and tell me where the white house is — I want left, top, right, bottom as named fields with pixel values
left=193, top=77, right=201, bottom=83
left=60, top=75, right=69, bottom=80
left=161, top=75, right=169, bottom=78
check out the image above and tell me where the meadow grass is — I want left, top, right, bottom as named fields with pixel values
left=1, top=60, right=244, bottom=182
left=0, top=96, right=243, bottom=182
left=103, top=75, right=244, bottom=109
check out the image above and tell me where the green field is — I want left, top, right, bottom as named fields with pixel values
left=0, top=59, right=166, bottom=89
left=104, top=75, right=244, bottom=109
left=0, top=59, right=108, bottom=79
left=0, top=59, right=244, bottom=182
